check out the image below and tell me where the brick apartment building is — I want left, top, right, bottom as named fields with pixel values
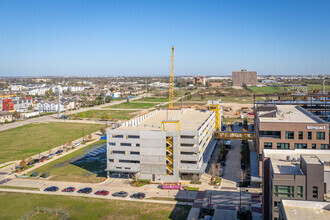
left=255, top=104, right=329, bottom=175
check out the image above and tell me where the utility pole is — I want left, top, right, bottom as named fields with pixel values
left=57, top=86, right=61, bottom=119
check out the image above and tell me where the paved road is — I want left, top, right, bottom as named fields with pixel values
left=222, top=139, right=241, bottom=184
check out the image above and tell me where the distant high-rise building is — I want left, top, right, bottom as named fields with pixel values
left=232, top=69, right=257, bottom=86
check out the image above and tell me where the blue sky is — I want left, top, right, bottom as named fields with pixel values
left=0, top=0, right=330, bottom=76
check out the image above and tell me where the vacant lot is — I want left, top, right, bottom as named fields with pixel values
left=133, top=97, right=169, bottom=103
left=28, top=140, right=106, bottom=183
left=0, top=192, right=191, bottom=220
left=0, top=122, right=104, bottom=163
left=76, top=110, right=139, bottom=120
left=246, top=86, right=286, bottom=94
left=106, top=102, right=158, bottom=109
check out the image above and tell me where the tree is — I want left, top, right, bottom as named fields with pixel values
left=90, top=113, right=95, bottom=119
left=101, top=115, right=106, bottom=121
left=88, top=134, right=92, bottom=140
left=100, top=128, right=106, bottom=136
left=75, top=114, right=79, bottom=120
left=19, top=159, right=27, bottom=168
left=81, top=112, right=86, bottom=118
left=243, top=118, right=248, bottom=131
left=68, top=141, right=72, bottom=147
left=107, top=114, right=111, bottom=121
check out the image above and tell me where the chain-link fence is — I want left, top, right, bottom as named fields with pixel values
left=18, top=207, right=69, bottom=220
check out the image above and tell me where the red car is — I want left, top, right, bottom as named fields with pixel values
left=95, top=190, right=109, bottom=196
left=62, top=187, right=75, bottom=192
left=247, top=112, right=254, bottom=115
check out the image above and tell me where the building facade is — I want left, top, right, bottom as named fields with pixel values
left=255, top=105, right=329, bottom=175
left=232, top=69, right=257, bottom=86
left=0, top=111, right=13, bottom=123
left=2, top=99, right=14, bottom=111
left=262, top=149, right=330, bottom=220
left=106, top=109, right=217, bottom=182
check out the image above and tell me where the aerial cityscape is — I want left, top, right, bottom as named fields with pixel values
left=0, top=1, right=329, bottom=220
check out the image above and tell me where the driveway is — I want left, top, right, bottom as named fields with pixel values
left=222, top=139, right=241, bottom=184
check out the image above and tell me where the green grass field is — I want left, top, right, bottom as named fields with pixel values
left=133, top=97, right=169, bottom=102
left=76, top=110, right=139, bottom=120
left=0, top=122, right=104, bottom=164
left=246, top=86, right=285, bottom=94
left=0, top=192, right=191, bottom=220
left=106, top=102, right=158, bottom=109
left=27, top=140, right=106, bottom=183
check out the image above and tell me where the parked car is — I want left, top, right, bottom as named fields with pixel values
left=48, top=153, right=55, bottom=158
left=131, top=193, right=146, bottom=199
left=62, top=187, right=75, bottom=192
left=220, top=161, right=226, bottom=167
left=40, top=156, right=48, bottom=162
left=95, top=190, right=109, bottom=196
left=247, top=112, right=254, bottom=115
left=55, top=150, right=63, bottom=154
left=112, top=191, right=128, bottom=197
left=77, top=187, right=92, bottom=194
left=44, top=186, right=59, bottom=192
left=33, top=159, right=40, bottom=163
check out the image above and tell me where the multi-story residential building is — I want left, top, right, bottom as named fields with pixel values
left=35, top=101, right=64, bottom=112
left=232, top=69, right=257, bottom=86
left=262, top=149, right=330, bottom=220
left=106, top=109, right=217, bottom=182
left=255, top=104, right=329, bottom=175
left=12, top=97, right=33, bottom=112
left=279, top=200, right=330, bottom=220
left=2, top=99, right=14, bottom=111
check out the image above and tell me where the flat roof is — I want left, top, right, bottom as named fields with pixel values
left=263, top=149, right=330, bottom=172
left=258, top=105, right=326, bottom=123
left=121, top=109, right=213, bottom=132
left=281, top=200, right=330, bottom=220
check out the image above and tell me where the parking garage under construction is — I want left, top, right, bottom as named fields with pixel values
left=106, top=109, right=217, bottom=182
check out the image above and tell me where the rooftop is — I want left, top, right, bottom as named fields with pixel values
left=258, top=105, right=326, bottom=123
left=281, top=200, right=330, bottom=220
left=122, top=109, right=213, bottom=132
left=263, top=149, right=330, bottom=173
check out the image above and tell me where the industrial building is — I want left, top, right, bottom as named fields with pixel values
left=232, top=69, right=257, bottom=86
left=106, top=108, right=217, bottom=182
left=262, top=149, right=330, bottom=220
left=255, top=104, right=329, bottom=175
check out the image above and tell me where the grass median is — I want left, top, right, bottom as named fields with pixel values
left=27, top=140, right=106, bottom=183
left=0, top=122, right=104, bottom=164
left=76, top=110, right=139, bottom=120
left=0, top=192, right=191, bottom=220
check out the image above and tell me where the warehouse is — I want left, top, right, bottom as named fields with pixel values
left=106, top=109, right=217, bottom=182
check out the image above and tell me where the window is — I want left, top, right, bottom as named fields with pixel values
left=277, top=143, right=290, bottom=149
left=136, top=143, right=140, bottom=147
left=115, top=167, right=122, bottom=169
left=180, top=135, right=195, bottom=139
left=259, top=154, right=263, bottom=161
left=264, top=142, right=273, bottom=149
left=125, top=167, right=131, bottom=170
left=181, top=143, right=194, bottom=147
left=312, top=144, right=316, bottom=149
left=109, top=159, right=114, bottom=162
left=109, top=142, right=116, bottom=146
left=274, top=201, right=279, bottom=213
left=274, top=185, right=294, bottom=197
left=112, top=134, right=123, bottom=138
left=308, top=132, right=312, bottom=140
left=297, top=186, right=303, bottom=198
left=127, top=135, right=139, bottom=139
left=260, top=131, right=281, bottom=139
left=316, top=132, right=325, bottom=140
left=321, top=144, right=329, bottom=150
left=181, top=160, right=197, bottom=164
left=120, top=143, right=131, bottom=147
left=112, top=150, right=125, bottom=154
left=285, top=131, right=294, bottom=139
left=118, top=160, right=140, bottom=164
left=294, top=143, right=307, bottom=149
left=313, top=186, right=318, bottom=199
left=181, top=152, right=195, bottom=155
left=299, top=131, right=303, bottom=139
left=130, top=151, right=140, bottom=155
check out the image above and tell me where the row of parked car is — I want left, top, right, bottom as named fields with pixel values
left=44, top=186, right=146, bottom=199
left=28, top=142, right=82, bottom=165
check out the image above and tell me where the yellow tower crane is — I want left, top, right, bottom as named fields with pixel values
left=168, top=46, right=175, bottom=110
